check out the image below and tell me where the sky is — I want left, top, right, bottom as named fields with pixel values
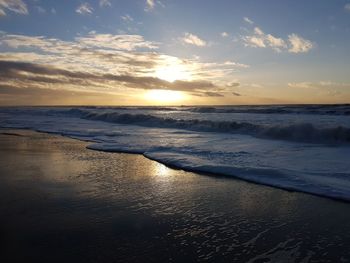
left=0, top=0, right=350, bottom=105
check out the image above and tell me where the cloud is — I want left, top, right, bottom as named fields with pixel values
left=224, top=61, right=249, bottom=68
left=288, top=81, right=350, bottom=89
left=0, top=84, right=127, bottom=106
left=254, top=27, right=264, bottom=35
left=288, top=33, right=313, bottom=53
left=243, top=17, right=254, bottom=25
left=266, top=34, right=286, bottom=49
left=0, top=32, right=249, bottom=102
left=242, top=26, right=312, bottom=53
left=181, top=33, right=207, bottom=47
left=243, top=27, right=286, bottom=51
left=76, top=3, right=94, bottom=15
left=243, top=35, right=266, bottom=48
left=35, top=6, right=46, bottom=14
left=190, top=91, right=224, bottom=97
left=0, top=0, right=28, bottom=16
left=147, top=0, right=155, bottom=8
left=345, top=3, right=350, bottom=12
left=144, top=0, right=165, bottom=11
left=99, top=0, right=111, bottom=7
left=0, top=60, right=219, bottom=93
left=288, top=82, right=313, bottom=89
left=0, top=33, right=161, bottom=73
left=121, top=14, right=134, bottom=22
left=76, top=32, right=159, bottom=51
left=226, top=82, right=240, bottom=87
left=145, top=0, right=155, bottom=11
left=0, top=84, right=102, bottom=97
left=221, top=32, right=229, bottom=38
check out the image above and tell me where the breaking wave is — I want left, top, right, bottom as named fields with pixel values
left=69, top=109, right=350, bottom=144
left=1, top=106, right=350, bottom=202
left=189, top=105, right=350, bottom=115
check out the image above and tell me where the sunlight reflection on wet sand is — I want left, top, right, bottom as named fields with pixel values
left=1, top=130, right=350, bottom=262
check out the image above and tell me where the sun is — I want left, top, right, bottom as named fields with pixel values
left=144, top=89, right=186, bottom=104
left=155, top=64, right=192, bottom=83
left=146, top=58, right=191, bottom=104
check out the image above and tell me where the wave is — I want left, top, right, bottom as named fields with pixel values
left=68, top=109, right=350, bottom=144
left=100, top=105, right=350, bottom=115
left=189, top=105, right=350, bottom=115
left=142, top=150, right=350, bottom=202
left=2, top=106, right=350, bottom=202
left=41, top=104, right=350, bottom=116
left=76, top=105, right=350, bottom=115
left=3, top=104, right=350, bottom=116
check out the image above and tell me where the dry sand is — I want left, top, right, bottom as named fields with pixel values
left=1, top=129, right=350, bottom=262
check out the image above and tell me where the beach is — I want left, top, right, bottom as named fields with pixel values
left=1, top=129, right=350, bottom=262
left=1, top=1, right=349, bottom=261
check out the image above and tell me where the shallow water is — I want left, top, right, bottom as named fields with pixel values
left=1, top=106, right=350, bottom=201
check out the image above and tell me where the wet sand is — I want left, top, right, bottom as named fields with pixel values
left=1, top=130, right=350, bottom=262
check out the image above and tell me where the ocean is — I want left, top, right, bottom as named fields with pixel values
left=1, top=105, right=350, bottom=201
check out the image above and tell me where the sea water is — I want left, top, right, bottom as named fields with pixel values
left=1, top=105, right=350, bottom=201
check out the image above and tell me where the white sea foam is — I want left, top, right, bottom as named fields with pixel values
left=1, top=106, right=350, bottom=201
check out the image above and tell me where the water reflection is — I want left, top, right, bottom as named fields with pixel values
left=153, top=162, right=172, bottom=178
left=2, top=130, right=350, bottom=262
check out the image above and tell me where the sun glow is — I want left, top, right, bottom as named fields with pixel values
left=154, top=58, right=192, bottom=82
left=144, top=89, right=186, bottom=104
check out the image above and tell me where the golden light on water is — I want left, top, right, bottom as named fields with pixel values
left=144, top=89, right=186, bottom=104
left=155, top=162, right=171, bottom=177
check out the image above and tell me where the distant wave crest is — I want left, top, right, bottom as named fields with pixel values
left=189, top=105, right=350, bottom=115
left=61, top=104, right=350, bottom=115
left=69, top=109, right=350, bottom=144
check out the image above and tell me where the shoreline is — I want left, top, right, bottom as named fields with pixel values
left=3, top=127, right=350, bottom=203
left=1, top=129, right=350, bottom=262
